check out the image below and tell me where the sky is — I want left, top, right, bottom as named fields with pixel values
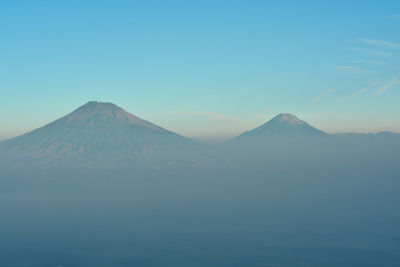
left=1, top=0, right=400, bottom=141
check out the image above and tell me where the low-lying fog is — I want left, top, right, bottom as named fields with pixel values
left=1, top=136, right=399, bottom=267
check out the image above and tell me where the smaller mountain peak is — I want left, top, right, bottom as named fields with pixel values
left=82, top=101, right=118, bottom=108
left=86, top=101, right=100, bottom=105
left=272, top=113, right=305, bottom=125
left=63, top=101, right=128, bottom=123
left=235, top=112, right=327, bottom=140
left=76, top=101, right=121, bottom=112
left=276, top=113, right=296, bottom=118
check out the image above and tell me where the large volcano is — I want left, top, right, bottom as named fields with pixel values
left=0, top=101, right=193, bottom=171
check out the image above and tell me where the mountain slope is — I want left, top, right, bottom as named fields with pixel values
left=0, top=101, right=193, bottom=171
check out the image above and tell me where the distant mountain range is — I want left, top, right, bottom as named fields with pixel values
left=0, top=102, right=399, bottom=172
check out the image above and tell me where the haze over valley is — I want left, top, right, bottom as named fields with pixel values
left=1, top=101, right=399, bottom=266
left=2, top=1, right=400, bottom=266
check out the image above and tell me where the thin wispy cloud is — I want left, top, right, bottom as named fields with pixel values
left=335, top=65, right=374, bottom=74
left=386, top=14, right=400, bottom=19
left=336, top=81, right=378, bottom=102
left=312, top=88, right=334, bottom=103
left=351, top=39, right=400, bottom=49
left=352, top=60, right=387, bottom=66
left=170, top=110, right=245, bottom=123
left=167, top=110, right=252, bottom=141
left=375, top=77, right=400, bottom=95
left=345, top=46, right=393, bottom=57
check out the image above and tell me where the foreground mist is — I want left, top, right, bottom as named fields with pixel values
left=1, top=102, right=399, bottom=266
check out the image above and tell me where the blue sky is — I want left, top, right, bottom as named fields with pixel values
left=1, top=1, right=400, bottom=141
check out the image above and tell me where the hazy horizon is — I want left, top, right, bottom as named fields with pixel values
left=1, top=99, right=399, bottom=267
left=1, top=100, right=400, bottom=143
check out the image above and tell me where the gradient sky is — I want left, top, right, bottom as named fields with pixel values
left=1, top=1, right=400, bottom=141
